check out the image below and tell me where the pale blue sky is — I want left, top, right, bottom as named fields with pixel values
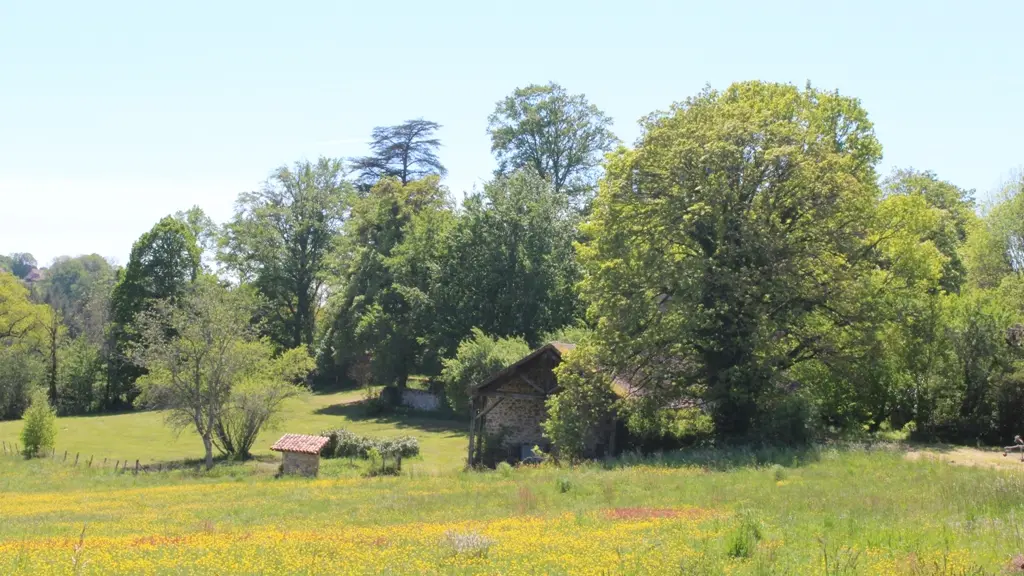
left=1, top=0, right=1022, bottom=265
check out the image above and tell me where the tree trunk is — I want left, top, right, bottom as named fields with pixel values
left=203, top=434, right=214, bottom=471
left=47, top=311, right=59, bottom=406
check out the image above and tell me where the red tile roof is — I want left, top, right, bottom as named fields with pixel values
left=270, top=434, right=329, bottom=455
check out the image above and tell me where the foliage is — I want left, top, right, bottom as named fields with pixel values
left=38, top=254, right=117, bottom=344
left=220, top=157, right=352, bottom=350
left=174, top=206, right=220, bottom=272
left=56, top=336, right=104, bottom=415
left=212, top=346, right=314, bottom=458
left=134, top=278, right=271, bottom=469
left=544, top=343, right=615, bottom=461
left=439, top=328, right=530, bottom=414
left=433, top=170, right=581, bottom=355
left=0, top=272, right=49, bottom=419
left=349, top=119, right=446, bottom=188
left=109, top=216, right=201, bottom=409
left=19, top=389, right=56, bottom=457
left=488, top=83, right=617, bottom=199
left=580, top=81, right=884, bottom=441
left=7, top=253, right=37, bottom=280
left=322, top=176, right=454, bottom=387
left=319, top=428, right=420, bottom=460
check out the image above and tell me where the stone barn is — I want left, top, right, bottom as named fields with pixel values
left=467, top=342, right=621, bottom=465
left=271, top=434, right=329, bottom=477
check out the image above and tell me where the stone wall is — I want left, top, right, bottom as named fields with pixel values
left=281, top=451, right=320, bottom=477
left=482, top=395, right=548, bottom=448
left=399, top=389, right=442, bottom=412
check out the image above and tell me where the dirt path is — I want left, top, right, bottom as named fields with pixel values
left=905, top=445, right=1024, bottom=471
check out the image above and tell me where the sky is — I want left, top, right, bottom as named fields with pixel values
left=1, top=0, right=1022, bottom=266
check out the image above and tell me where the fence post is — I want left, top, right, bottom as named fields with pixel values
left=134, top=460, right=139, bottom=475
left=103, top=458, right=107, bottom=467
left=63, top=450, right=67, bottom=462
left=2, top=441, right=6, bottom=455
left=74, top=453, right=79, bottom=466
left=88, top=456, right=93, bottom=468
left=114, top=460, right=119, bottom=472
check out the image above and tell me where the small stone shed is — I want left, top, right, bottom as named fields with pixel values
left=271, top=434, right=330, bottom=477
left=467, top=342, right=622, bottom=465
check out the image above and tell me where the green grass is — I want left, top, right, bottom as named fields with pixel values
left=1, top=444, right=1024, bottom=573
left=0, top=389, right=469, bottom=473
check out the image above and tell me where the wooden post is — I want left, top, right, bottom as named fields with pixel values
left=102, top=458, right=107, bottom=467
left=114, top=460, right=119, bottom=472
left=63, top=450, right=67, bottom=462
left=88, top=456, right=93, bottom=468
left=74, top=453, right=79, bottom=466
left=467, top=396, right=477, bottom=467
left=134, top=460, right=139, bottom=475
left=2, top=441, right=6, bottom=455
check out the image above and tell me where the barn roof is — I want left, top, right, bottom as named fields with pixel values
left=471, top=342, right=576, bottom=395
left=270, top=434, right=329, bottom=455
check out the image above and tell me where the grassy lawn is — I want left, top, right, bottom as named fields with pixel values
left=0, top=389, right=469, bottom=473
left=1, top=444, right=1024, bottom=574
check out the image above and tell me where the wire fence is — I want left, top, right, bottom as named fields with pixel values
left=0, top=440, right=205, bottom=475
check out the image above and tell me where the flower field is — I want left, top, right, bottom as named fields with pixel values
left=0, top=447, right=1020, bottom=574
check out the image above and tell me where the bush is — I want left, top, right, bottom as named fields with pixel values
left=319, top=429, right=420, bottom=460
left=440, top=328, right=530, bottom=415
left=20, top=389, right=57, bottom=458
left=543, top=343, right=614, bottom=462
left=726, top=513, right=762, bottom=558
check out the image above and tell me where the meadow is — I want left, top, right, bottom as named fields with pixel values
left=0, top=387, right=469, bottom=474
left=2, top=433, right=1024, bottom=574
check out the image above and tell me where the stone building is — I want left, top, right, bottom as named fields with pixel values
left=271, top=434, right=330, bottom=477
left=467, top=342, right=620, bottom=465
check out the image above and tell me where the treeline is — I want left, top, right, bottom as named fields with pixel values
left=3, top=80, right=1024, bottom=452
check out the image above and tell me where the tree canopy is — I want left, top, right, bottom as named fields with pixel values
left=349, top=119, right=446, bottom=189
left=488, top=83, right=617, bottom=200
left=220, top=158, right=353, bottom=350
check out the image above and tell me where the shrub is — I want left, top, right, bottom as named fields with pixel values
left=440, top=328, right=530, bottom=415
left=319, top=429, right=420, bottom=460
left=495, top=462, right=513, bottom=477
left=726, top=513, right=762, bottom=558
left=20, top=389, right=57, bottom=458
left=543, top=343, right=614, bottom=462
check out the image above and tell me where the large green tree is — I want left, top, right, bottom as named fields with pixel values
left=884, top=169, right=976, bottom=294
left=322, top=176, right=454, bottom=388
left=488, top=83, right=617, bottom=200
left=580, top=82, right=884, bottom=441
left=108, top=217, right=201, bottom=409
left=220, top=158, right=352, bottom=350
left=0, top=272, right=49, bottom=418
left=432, top=170, right=582, bottom=356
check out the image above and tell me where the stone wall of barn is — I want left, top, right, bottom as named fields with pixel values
left=282, top=451, right=320, bottom=477
left=480, top=355, right=560, bottom=452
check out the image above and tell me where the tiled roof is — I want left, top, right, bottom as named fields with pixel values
left=270, top=434, right=329, bottom=455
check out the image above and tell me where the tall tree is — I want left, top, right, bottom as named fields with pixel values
left=108, top=217, right=201, bottom=408
left=174, top=206, right=220, bottom=272
left=39, top=254, right=116, bottom=343
left=0, top=272, right=49, bottom=418
left=433, top=170, right=581, bottom=355
left=349, top=119, right=446, bottom=189
left=488, top=83, right=617, bottom=199
left=322, top=176, right=454, bottom=388
left=220, top=158, right=352, bottom=350
left=884, top=169, right=976, bottom=293
left=580, top=82, right=884, bottom=441
left=8, top=253, right=37, bottom=280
